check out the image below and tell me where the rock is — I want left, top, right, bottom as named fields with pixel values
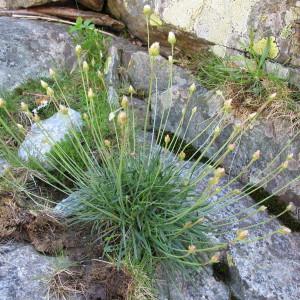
left=0, top=158, right=9, bottom=175
left=126, top=51, right=193, bottom=94
left=176, top=159, right=300, bottom=300
left=18, top=109, right=83, bottom=168
left=104, top=43, right=121, bottom=106
left=107, top=0, right=300, bottom=70
left=0, top=242, right=58, bottom=300
left=0, top=0, right=60, bottom=9
left=0, top=17, right=75, bottom=90
left=77, top=0, right=104, bottom=11
left=53, top=191, right=83, bottom=217
left=157, top=266, right=230, bottom=300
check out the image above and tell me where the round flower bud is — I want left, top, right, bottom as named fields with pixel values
left=97, top=70, right=103, bottom=78
left=104, top=139, right=111, bottom=147
left=287, top=202, right=295, bottom=212
left=281, top=160, right=289, bottom=169
left=164, top=134, right=171, bottom=145
left=117, top=111, right=128, bottom=126
left=210, top=253, right=221, bottom=264
left=258, top=205, right=267, bottom=212
left=16, top=123, right=24, bottom=130
left=189, top=83, right=196, bottom=95
left=83, top=61, right=89, bottom=72
left=121, top=96, right=129, bottom=109
left=192, top=106, right=197, bottom=114
left=236, top=229, right=249, bottom=241
left=32, top=114, right=40, bottom=123
left=128, top=85, right=135, bottom=95
left=59, top=105, right=69, bottom=115
left=109, top=112, right=116, bottom=121
left=75, top=44, right=82, bottom=56
left=143, top=5, right=152, bottom=16
left=21, top=102, right=28, bottom=112
left=83, top=113, right=88, bottom=121
left=278, top=226, right=291, bottom=235
left=49, top=68, right=55, bottom=78
left=216, top=90, right=223, bottom=97
left=224, top=99, right=233, bottom=113
left=88, top=88, right=94, bottom=99
left=0, top=98, right=6, bottom=108
left=252, top=150, right=261, bottom=161
left=187, top=244, right=196, bottom=255
left=214, top=126, right=221, bottom=137
left=179, top=151, right=186, bottom=161
left=228, top=144, right=235, bottom=151
left=149, top=42, right=160, bottom=57
left=168, top=31, right=176, bottom=45
left=249, top=112, right=257, bottom=119
left=214, top=167, right=225, bottom=178
left=40, top=80, right=48, bottom=89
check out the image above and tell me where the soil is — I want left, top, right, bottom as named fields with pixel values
left=0, top=194, right=133, bottom=300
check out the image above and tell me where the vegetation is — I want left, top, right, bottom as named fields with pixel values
left=195, top=34, right=300, bottom=121
left=0, top=8, right=296, bottom=299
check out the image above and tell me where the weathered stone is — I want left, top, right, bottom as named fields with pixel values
left=177, top=159, right=300, bottom=300
left=0, top=242, right=58, bottom=300
left=0, top=158, right=9, bottom=175
left=77, top=0, right=104, bottom=11
left=18, top=109, right=83, bottom=168
left=53, top=191, right=83, bottom=217
left=126, top=51, right=193, bottom=94
left=0, top=0, right=60, bottom=8
left=0, top=17, right=75, bottom=90
left=157, top=266, right=230, bottom=300
left=107, top=0, right=300, bottom=70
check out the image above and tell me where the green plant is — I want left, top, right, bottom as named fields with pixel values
left=196, top=34, right=300, bottom=116
left=0, top=9, right=296, bottom=296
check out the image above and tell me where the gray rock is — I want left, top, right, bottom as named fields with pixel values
left=157, top=267, right=230, bottom=300
left=53, top=191, right=83, bottom=218
left=126, top=51, right=194, bottom=94
left=176, top=159, right=300, bottom=300
left=0, top=0, right=60, bottom=8
left=0, top=242, right=58, bottom=300
left=0, top=17, right=75, bottom=90
left=18, top=109, right=83, bottom=168
left=0, top=158, right=9, bottom=175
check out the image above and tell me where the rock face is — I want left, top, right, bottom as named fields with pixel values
left=0, top=242, right=57, bottom=300
left=178, top=160, right=300, bottom=300
left=19, top=109, right=82, bottom=168
left=157, top=267, right=230, bottom=300
left=0, top=17, right=75, bottom=90
left=107, top=0, right=300, bottom=69
left=0, top=0, right=60, bottom=9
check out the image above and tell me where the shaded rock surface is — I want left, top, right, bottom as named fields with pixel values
left=0, top=242, right=57, bottom=300
left=0, top=0, right=59, bottom=8
left=0, top=17, right=75, bottom=90
left=19, top=109, right=82, bottom=168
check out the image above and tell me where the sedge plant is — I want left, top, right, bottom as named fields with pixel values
left=0, top=6, right=297, bottom=295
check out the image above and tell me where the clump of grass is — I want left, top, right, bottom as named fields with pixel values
left=195, top=35, right=300, bottom=122
left=0, top=10, right=297, bottom=297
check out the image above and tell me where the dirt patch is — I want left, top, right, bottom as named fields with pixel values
left=0, top=195, right=133, bottom=300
